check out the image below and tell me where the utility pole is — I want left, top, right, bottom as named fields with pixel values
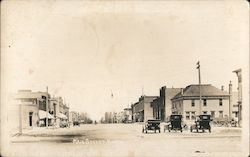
left=46, top=86, right=49, bottom=129
left=197, top=61, right=202, bottom=115
left=233, top=69, right=242, bottom=127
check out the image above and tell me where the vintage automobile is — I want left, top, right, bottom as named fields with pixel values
left=190, top=115, right=212, bottom=133
left=142, top=119, right=161, bottom=133
left=73, top=121, right=80, bottom=126
left=60, top=121, right=69, bottom=128
left=164, top=114, right=183, bottom=132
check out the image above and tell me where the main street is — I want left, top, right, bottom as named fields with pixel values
left=8, top=123, right=243, bottom=157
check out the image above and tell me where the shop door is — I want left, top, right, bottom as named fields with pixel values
left=29, top=112, right=33, bottom=126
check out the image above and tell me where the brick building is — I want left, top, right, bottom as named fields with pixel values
left=151, top=86, right=182, bottom=121
left=131, top=96, right=157, bottom=122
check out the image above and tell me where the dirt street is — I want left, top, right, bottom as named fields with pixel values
left=6, top=123, right=244, bottom=157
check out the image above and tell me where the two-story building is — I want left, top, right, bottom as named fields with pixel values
left=171, top=84, right=230, bottom=124
left=13, top=90, right=70, bottom=129
left=151, top=86, right=182, bottom=121
left=131, top=96, right=157, bottom=122
left=123, top=108, right=132, bottom=123
left=14, top=90, right=54, bottom=129
left=50, top=96, right=69, bottom=127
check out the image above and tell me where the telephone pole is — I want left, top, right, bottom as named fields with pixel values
left=197, top=61, right=202, bottom=115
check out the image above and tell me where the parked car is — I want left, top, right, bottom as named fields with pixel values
left=190, top=115, right=212, bottom=133
left=164, top=114, right=183, bottom=132
left=142, top=119, right=161, bottom=133
left=73, top=121, right=80, bottom=126
left=60, top=121, right=69, bottom=128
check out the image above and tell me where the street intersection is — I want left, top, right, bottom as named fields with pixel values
left=8, top=123, right=243, bottom=157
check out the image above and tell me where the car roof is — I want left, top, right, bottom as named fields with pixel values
left=147, top=119, right=161, bottom=123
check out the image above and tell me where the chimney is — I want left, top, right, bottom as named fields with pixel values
left=221, top=86, right=224, bottom=91
left=229, top=81, right=232, bottom=119
left=229, top=81, right=232, bottom=94
left=181, top=88, right=184, bottom=95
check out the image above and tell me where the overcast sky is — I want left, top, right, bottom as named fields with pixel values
left=2, top=1, right=248, bottom=120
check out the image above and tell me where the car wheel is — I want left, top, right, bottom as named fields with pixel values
left=190, top=128, right=193, bottom=132
left=159, top=129, right=161, bottom=133
left=146, top=130, right=147, bottom=133
left=142, top=128, right=144, bottom=133
left=168, top=129, right=170, bottom=132
left=181, top=129, right=182, bottom=133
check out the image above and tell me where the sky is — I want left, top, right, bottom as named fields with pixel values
left=1, top=1, right=249, bottom=120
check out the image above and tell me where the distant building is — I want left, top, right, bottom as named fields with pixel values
left=79, top=112, right=92, bottom=124
left=69, top=111, right=80, bottom=123
left=131, top=96, right=157, bottom=122
left=171, top=84, right=230, bottom=124
left=123, top=108, right=132, bottom=123
left=104, top=112, right=114, bottom=123
left=113, top=111, right=124, bottom=123
left=50, top=96, right=69, bottom=127
left=151, top=86, right=182, bottom=121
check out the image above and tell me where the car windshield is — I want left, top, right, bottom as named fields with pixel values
left=202, top=116, right=208, bottom=119
left=171, top=116, right=180, bottom=120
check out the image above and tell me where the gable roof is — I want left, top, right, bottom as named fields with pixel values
left=172, top=84, right=229, bottom=100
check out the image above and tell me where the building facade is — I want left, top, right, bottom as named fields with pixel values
left=69, top=111, right=80, bottom=123
left=123, top=108, right=132, bottom=123
left=48, top=96, right=69, bottom=127
left=113, top=111, right=124, bottom=123
left=131, top=96, right=157, bottom=122
left=13, top=90, right=70, bottom=129
left=14, top=90, right=53, bottom=129
left=171, top=84, right=231, bottom=124
left=151, top=86, right=182, bottom=121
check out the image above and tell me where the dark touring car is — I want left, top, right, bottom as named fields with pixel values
left=164, top=114, right=183, bottom=132
left=142, top=119, right=161, bottom=133
left=190, top=115, right=212, bottom=133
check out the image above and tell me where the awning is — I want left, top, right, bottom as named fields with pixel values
left=58, top=113, right=68, bottom=119
left=39, top=110, right=54, bottom=119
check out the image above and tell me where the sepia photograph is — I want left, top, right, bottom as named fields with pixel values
left=1, top=0, right=249, bottom=157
